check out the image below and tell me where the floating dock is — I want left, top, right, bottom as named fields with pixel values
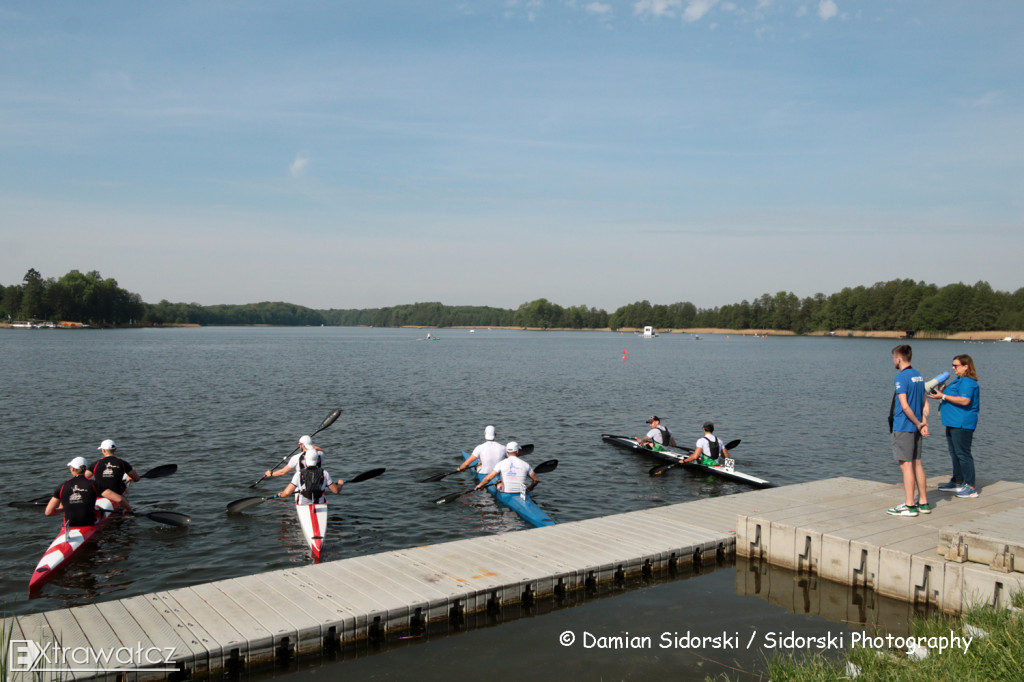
left=6, top=476, right=1023, bottom=681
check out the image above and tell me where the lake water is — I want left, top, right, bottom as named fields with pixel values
left=3, top=328, right=1021, bottom=677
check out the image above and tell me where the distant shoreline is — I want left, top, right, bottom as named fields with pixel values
left=3, top=322, right=1021, bottom=341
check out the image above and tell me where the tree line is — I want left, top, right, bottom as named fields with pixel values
left=4, top=268, right=1023, bottom=333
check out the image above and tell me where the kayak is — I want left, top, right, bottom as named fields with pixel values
left=459, top=452, right=554, bottom=527
left=600, top=434, right=774, bottom=488
left=29, top=496, right=122, bottom=594
left=295, top=500, right=328, bottom=562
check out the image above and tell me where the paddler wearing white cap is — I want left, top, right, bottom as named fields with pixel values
left=264, top=434, right=325, bottom=480
left=85, top=438, right=140, bottom=495
left=475, top=441, right=539, bottom=494
left=456, top=424, right=507, bottom=476
left=46, top=455, right=131, bottom=526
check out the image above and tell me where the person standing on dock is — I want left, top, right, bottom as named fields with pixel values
left=46, top=456, right=132, bottom=525
left=681, top=422, right=731, bottom=465
left=475, top=441, right=538, bottom=495
left=86, top=439, right=140, bottom=495
left=457, top=425, right=506, bottom=476
left=887, top=344, right=931, bottom=517
left=264, top=435, right=325, bottom=481
left=929, top=354, right=981, bottom=498
left=634, top=416, right=677, bottom=449
left=276, top=449, right=342, bottom=504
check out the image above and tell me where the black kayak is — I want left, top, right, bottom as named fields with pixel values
left=601, top=434, right=774, bottom=488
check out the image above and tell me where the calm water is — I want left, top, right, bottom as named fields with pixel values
left=2, top=328, right=1021, bottom=675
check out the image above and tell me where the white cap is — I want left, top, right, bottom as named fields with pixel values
left=484, top=425, right=496, bottom=441
left=98, top=439, right=116, bottom=451
left=299, top=435, right=312, bottom=447
left=68, top=456, right=89, bottom=469
left=304, top=450, right=319, bottom=467
left=506, top=441, right=520, bottom=453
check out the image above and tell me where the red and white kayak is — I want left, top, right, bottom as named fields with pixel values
left=295, top=501, right=328, bottom=562
left=29, top=497, right=121, bottom=594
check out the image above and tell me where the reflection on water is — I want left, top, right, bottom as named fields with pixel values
left=244, top=557, right=932, bottom=682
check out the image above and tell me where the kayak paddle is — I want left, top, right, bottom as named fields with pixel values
left=433, top=458, right=558, bottom=505
left=125, top=510, right=191, bottom=527
left=230, top=466, right=386, bottom=512
left=250, top=409, right=342, bottom=488
left=420, top=444, right=535, bottom=482
left=649, top=439, right=741, bottom=476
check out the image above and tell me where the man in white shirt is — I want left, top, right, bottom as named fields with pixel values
left=476, top=441, right=538, bottom=494
left=457, top=425, right=507, bottom=476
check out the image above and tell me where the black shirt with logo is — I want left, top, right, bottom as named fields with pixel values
left=90, top=456, right=133, bottom=494
left=53, top=475, right=101, bottom=527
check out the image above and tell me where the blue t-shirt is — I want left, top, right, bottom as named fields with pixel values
left=939, top=376, right=980, bottom=429
left=893, top=366, right=925, bottom=433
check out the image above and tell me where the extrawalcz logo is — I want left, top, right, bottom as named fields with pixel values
left=7, top=638, right=177, bottom=677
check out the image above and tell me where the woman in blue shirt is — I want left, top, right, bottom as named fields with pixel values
left=929, top=354, right=981, bottom=497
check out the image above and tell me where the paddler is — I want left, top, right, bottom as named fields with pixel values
left=264, top=435, right=325, bottom=481
left=680, top=421, right=732, bottom=465
left=85, top=439, right=140, bottom=495
left=456, top=425, right=507, bottom=476
left=634, top=416, right=677, bottom=449
left=275, top=449, right=342, bottom=504
left=475, top=441, right=539, bottom=495
left=46, top=456, right=132, bottom=525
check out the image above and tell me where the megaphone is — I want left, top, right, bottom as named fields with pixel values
left=924, top=371, right=950, bottom=393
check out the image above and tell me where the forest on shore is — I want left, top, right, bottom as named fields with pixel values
left=3, top=268, right=1023, bottom=334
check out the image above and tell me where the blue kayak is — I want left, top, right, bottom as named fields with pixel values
left=459, top=452, right=554, bottom=527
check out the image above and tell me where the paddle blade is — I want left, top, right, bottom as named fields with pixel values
left=314, top=409, right=342, bottom=434
left=145, top=511, right=191, bottom=527
left=434, top=489, right=474, bottom=505
left=725, top=439, right=741, bottom=450
left=141, top=464, right=178, bottom=479
left=649, top=462, right=679, bottom=476
left=227, top=496, right=273, bottom=513
left=533, top=459, right=558, bottom=474
left=520, top=444, right=535, bottom=455
left=348, top=467, right=386, bottom=484
left=8, top=498, right=51, bottom=509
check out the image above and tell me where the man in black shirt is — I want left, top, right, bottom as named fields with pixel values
left=86, top=439, right=140, bottom=495
left=45, top=456, right=131, bottom=526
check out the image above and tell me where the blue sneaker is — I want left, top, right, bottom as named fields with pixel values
left=956, top=485, right=979, bottom=498
left=938, top=480, right=962, bottom=493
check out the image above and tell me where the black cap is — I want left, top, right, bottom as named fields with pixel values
left=646, top=416, right=660, bottom=424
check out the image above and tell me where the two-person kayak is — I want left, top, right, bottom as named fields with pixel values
left=459, top=452, right=554, bottom=527
left=29, top=495, right=123, bottom=594
left=600, top=434, right=774, bottom=488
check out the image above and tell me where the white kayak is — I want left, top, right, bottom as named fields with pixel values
left=295, top=501, right=328, bottom=562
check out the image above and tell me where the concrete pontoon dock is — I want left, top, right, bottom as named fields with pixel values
left=5, top=476, right=1023, bottom=681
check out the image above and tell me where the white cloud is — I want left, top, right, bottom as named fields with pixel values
left=683, top=0, right=719, bottom=23
left=796, top=5, right=808, bottom=17
left=290, top=156, right=309, bottom=177
left=586, top=2, right=613, bottom=15
left=633, top=0, right=682, bottom=18
left=818, top=0, right=838, bottom=20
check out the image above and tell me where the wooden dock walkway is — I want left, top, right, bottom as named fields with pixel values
left=736, top=476, right=1024, bottom=614
left=5, top=476, right=1023, bottom=681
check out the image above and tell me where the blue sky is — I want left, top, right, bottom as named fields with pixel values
left=2, top=1, right=1021, bottom=310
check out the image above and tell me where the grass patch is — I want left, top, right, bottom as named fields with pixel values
left=765, top=596, right=1024, bottom=681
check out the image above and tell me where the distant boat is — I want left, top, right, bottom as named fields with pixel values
left=639, top=325, right=658, bottom=339
left=11, top=321, right=35, bottom=329
left=469, top=329, right=475, bottom=333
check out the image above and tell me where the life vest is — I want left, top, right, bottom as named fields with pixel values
left=299, top=465, right=326, bottom=502
left=706, top=435, right=720, bottom=458
left=657, top=426, right=671, bottom=444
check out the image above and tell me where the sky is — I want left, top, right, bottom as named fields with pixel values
left=1, top=1, right=1022, bottom=311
